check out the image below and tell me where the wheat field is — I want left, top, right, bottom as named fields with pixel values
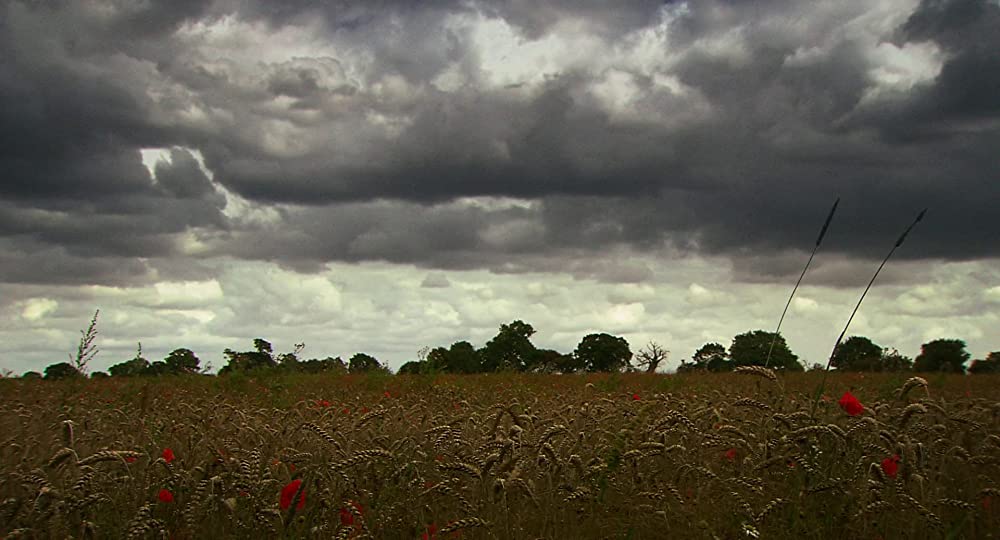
left=1, top=371, right=998, bottom=539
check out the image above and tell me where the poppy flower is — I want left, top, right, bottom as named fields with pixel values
left=383, top=391, right=392, bottom=398
left=838, top=391, right=864, bottom=416
left=881, top=455, right=901, bottom=478
left=340, top=501, right=364, bottom=527
left=317, top=399, right=331, bottom=408
left=422, top=523, right=438, bottom=540
left=632, top=393, right=641, bottom=401
left=162, top=448, right=175, bottom=464
left=125, top=456, right=138, bottom=463
left=280, top=479, right=306, bottom=510
left=342, top=407, right=351, bottom=415
left=157, top=489, right=174, bottom=503
left=724, top=448, right=738, bottom=462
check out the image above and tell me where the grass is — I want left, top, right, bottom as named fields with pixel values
left=1, top=371, right=998, bottom=539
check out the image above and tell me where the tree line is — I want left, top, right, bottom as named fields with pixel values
left=12, top=316, right=999, bottom=381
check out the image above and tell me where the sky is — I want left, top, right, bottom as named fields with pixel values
left=1, top=0, right=998, bottom=375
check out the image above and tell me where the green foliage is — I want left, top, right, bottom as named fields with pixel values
left=427, top=341, right=482, bottom=373
left=879, top=348, right=913, bottom=372
left=21, top=371, right=42, bottom=380
left=165, top=348, right=201, bottom=374
left=574, top=333, right=632, bottom=372
left=108, top=351, right=150, bottom=377
left=729, top=330, right=801, bottom=371
left=969, top=351, right=1000, bottom=374
left=220, top=338, right=277, bottom=374
left=681, top=342, right=732, bottom=372
left=479, top=320, right=537, bottom=372
left=913, top=338, right=970, bottom=373
left=43, top=362, right=82, bottom=380
left=348, top=353, right=387, bottom=374
left=831, top=336, right=883, bottom=371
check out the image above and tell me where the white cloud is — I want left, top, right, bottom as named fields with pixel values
left=21, top=298, right=58, bottom=321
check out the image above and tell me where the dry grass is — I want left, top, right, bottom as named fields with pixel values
left=1, top=371, right=998, bottom=539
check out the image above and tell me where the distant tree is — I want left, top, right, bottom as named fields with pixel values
left=22, top=371, right=42, bottom=380
left=969, top=352, right=1000, bottom=374
left=397, top=361, right=426, bottom=375
left=348, top=353, right=386, bottom=374
left=479, top=320, right=537, bottom=372
left=144, top=361, right=171, bottom=376
left=276, top=343, right=305, bottom=370
left=300, top=356, right=347, bottom=374
left=164, top=348, right=201, bottom=374
left=633, top=341, right=669, bottom=373
left=427, top=341, right=482, bottom=373
left=831, top=336, right=883, bottom=371
left=108, top=343, right=150, bottom=377
left=880, top=348, right=913, bottom=372
left=219, top=338, right=278, bottom=374
left=574, top=333, right=632, bottom=373
left=44, top=362, right=82, bottom=380
left=90, top=371, right=109, bottom=379
left=687, top=342, right=732, bottom=372
left=730, top=331, right=801, bottom=371
left=913, top=339, right=969, bottom=373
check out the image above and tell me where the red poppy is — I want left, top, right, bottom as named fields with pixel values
left=125, top=456, right=138, bottom=463
left=383, top=391, right=392, bottom=398
left=162, top=448, right=175, bottom=464
left=422, top=523, right=438, bottom=540
left=158, top=489, right=174, bottom=503
left=342, top=407, right=351, bottom=415
left=317, top=399, right=331, bottom=408
left=362, top=407, right=370, bottom=414
left=340, top=501, right=363, bottom=526
left=724, top=448, right=737, bottom=462
left=632, top=393, right=641, bottom=401
left=881, top=455, right=900, bottom=478
left=838, top=391, right=864, bottom=416
left=280, top=479, right=306, bottom=510
left=983, top=496, right=993, bottom=511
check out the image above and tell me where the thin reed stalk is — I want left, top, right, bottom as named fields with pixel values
left=764, top=198, right=839, bottom=368
left=810, top=208, right=927, bottom=417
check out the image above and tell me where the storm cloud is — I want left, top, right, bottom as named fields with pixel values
left=1, top=0, right=998, bottom=373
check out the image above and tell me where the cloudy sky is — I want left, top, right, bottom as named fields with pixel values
left=2, top=0, right=998, bottom=375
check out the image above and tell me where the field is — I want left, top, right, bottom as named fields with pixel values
left=1, top=371, right=999, bottom=539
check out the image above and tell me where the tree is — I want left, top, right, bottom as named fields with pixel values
left=90, top=371, right=109, bottom=379
left=44, top=362, right=82, bottom=380
left=277, top=343, right=305, bottom=371
left=831, top=336, right=883, bottom=371
left=880, top=348, right=913, bottom=372
left=109, top=344, right=150, bottom=377
left=913, top=339, right=969, bottom=373
left=300, top=356, right=347, bottom=374
left=219, top=338, right=278, bottom=374
left=969, top=352, right=1000, bottom=374
left=479, top=320, right=537, bottom=372
left=164, top=348, right=201, bottom=374
left=574, top=333, right=632, bottom=373
left=427, top=341, right=482, bottom=373
left=22, top=371, right=42, bottom=380
left=684, top=342, right=732, bottom=372
left=397, top=361, right=426, bottom=375
left=633, top=341, right=669, bottom=373
left=108, top=357, right=149, bottom=377
left=348, top=353, right=385, bottom=374
left=730, top=330, right=801, bottom=371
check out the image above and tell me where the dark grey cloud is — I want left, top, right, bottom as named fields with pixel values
left=1, top=0, right=998, bottom=288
